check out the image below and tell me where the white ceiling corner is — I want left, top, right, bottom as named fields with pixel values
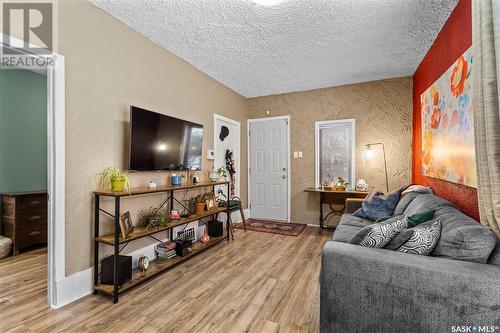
left=88, top=0, right=458, bottom=98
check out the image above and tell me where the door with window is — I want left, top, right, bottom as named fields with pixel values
left=315, top=119, right=355, bottom=188
left=249, top=118, right=289, bottom=221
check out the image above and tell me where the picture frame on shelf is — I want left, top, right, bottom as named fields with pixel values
left=205, top=192, right=217, bottom=211
left=119, top=211, right=134, bottom=238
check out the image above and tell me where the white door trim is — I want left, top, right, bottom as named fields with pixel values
left=247, top=116, right=291, bottom=222
left=314, top=119, right=356, bottom=188
left=213, top=114, right=241, bottom=198
left=1, top=34, right=66, bottom=309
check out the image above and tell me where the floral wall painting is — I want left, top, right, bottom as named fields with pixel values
left=421, top=47, right=477, bottom=188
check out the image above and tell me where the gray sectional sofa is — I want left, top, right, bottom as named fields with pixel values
left=320, top=192, right=500, bottom=333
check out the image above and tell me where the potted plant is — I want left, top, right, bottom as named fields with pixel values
left=335, top=177, right=349, bottom=192
left=216, top=167, right=228, bottom=181
left=194, top=194, right=206, bottom=214
left=140, top=207, right=170, bottom=229
left=99, top=167, right=131, bottom=193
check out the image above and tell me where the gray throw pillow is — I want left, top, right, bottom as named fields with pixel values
left=352, top=188, right=403, bottom=221
left=398, top=220, right=441, bottom=255
left=350, top=216, right=409, bottom=248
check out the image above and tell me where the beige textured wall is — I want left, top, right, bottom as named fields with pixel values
left=247, top=77, right=413, bottom=225
left=59, top=0, right=247, bottom=275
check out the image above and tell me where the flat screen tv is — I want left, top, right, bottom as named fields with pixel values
left=129, top=106, right=203, bottom=171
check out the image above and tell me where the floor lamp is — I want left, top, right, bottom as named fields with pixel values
left=364, top=143, right=389, bottom=193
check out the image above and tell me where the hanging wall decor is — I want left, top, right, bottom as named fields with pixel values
left=421, top=47, right=476, bottom=188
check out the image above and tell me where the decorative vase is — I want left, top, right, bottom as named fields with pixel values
left=200, top=231, right=210, bottom=243
left=195, top=202, right=205, bottom=214
left=356, top=178, right=368, bottom=191
left=111, top=176, right=126, bottom=192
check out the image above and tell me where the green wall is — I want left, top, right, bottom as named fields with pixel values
left=0, top=69, right=47, bottom=194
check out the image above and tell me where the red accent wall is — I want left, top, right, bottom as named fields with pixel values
left=412, top=0, right=479, bottom=221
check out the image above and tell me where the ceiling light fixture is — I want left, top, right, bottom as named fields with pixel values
left=252, top=0, right=284, bottom=6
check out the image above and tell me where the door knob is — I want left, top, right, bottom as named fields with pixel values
left=282, top=175, right=287, bottom=179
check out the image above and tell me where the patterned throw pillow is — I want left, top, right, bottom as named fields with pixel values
left=352, top=188, right=403, bottom=221
left=350, top=216, right=409, bottom=248
left=397, top=220, right=442, bottom=255
left=385, top=228, right=414, bottom=250
left=384, top=211, right=436, bottom=250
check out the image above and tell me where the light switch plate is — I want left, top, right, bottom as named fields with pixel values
left=207, top=149, right=215, bottom=160
left=298, top=151, right=303, bottom=158
left=293, top=151, right=299, bottom=159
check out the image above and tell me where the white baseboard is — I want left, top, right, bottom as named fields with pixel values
left=53, top=267, right=93, bottom=309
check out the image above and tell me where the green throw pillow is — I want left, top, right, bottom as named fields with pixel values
left=375, top=210, right=435, bottom=226
left=408, top=210, right=436, bottom=227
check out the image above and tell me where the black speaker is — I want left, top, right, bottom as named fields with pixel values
left=207, top=220, right=223, bottom=237
left=175, top=239, right=193, bottom=257
left=101, top=255, right=132, bottom=286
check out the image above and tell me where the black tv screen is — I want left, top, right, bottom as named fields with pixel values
left=129, top=106, right=203, bottom=171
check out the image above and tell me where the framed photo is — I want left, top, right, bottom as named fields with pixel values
left=120, top=211, right=134, bottom=238
left=205, top=192, right=217, bottom=211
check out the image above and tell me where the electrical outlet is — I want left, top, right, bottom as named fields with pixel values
left=298, top=151, right=303, bottom=158
left=293, top=151, right=299, bottom=159
left=207, top=149, right=215, bottom=160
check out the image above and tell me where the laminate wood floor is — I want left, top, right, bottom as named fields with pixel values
left=0, top=227, right=331, bottom=333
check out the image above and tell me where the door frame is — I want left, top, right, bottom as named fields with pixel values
left=247, top=115, right=291, bottom=222
left=0, top=34, right=66, bottom=309
left=213, top=113, right=241, bottom=198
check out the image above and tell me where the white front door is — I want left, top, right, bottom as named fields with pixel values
left=249, top=118, right=289, bottom=221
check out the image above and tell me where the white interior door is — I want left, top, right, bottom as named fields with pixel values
left=249, top=118, right=289, bottom=221
left=214, top=114, right=240, bottom=198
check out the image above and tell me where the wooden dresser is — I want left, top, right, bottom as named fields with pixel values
left=1, top=191, right=48, bottom=255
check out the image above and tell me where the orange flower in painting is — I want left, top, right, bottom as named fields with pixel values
left=423, top=128, right=432, bottom=166
left=431, top=107, right=441, bottom=129
left=450, top=56, right=468, bottom=97
left=432, top=90, right=439, bottom=106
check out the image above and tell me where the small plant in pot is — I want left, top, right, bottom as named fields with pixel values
left=194, top=194, right=206, bottom=214
left=335, top=177, right=349, bottom=192
left=216, top=167, right=228, bottom=181
left=140, top=207, right=170, bottom=229
left=100, top=167, right=131, bottom=193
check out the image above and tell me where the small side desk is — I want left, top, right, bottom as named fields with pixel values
left=304, top=188, right=368, bottom=232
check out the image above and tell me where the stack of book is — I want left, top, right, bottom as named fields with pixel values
left=156, top=242, right=177, bottom=260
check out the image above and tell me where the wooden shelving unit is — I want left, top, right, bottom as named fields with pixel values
left=95, top=207, right=227, bottom=245
left=93, top=180, right=231, bottom=303
left=95, top=234, right=226, bottom=295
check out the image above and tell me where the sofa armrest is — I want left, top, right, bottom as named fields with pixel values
left=344, top=198, right=363, bottom=214
left=320, top=241, right=500, bottom=333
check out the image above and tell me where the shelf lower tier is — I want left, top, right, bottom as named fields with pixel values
left=95, top=207, right=228, bottom=245
left=95, top=234, right=226, bottom=295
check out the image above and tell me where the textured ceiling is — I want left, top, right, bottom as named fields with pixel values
left=89, top=0, right=458, bottom=98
